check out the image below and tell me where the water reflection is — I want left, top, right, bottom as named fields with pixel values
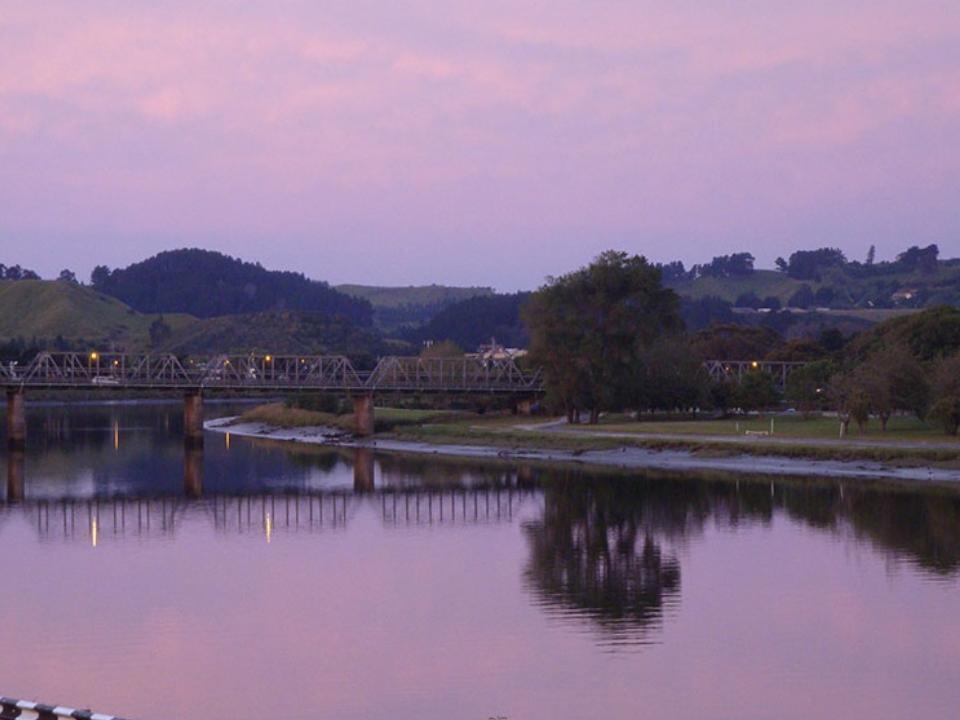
left=2, top=403, right=959, bottom=641
left=523, top=476, right=684, bottom=647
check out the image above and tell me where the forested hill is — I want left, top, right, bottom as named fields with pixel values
left=404, top=292, right=532, bottom=349
left=91, top=249, right=373, bottom=324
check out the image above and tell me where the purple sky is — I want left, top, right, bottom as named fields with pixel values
left=2, top=1, right=959, bottom=290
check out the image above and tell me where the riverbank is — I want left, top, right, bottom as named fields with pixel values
left=205, top=416, right=960, bottom=485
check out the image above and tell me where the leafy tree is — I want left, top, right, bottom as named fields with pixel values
left=697, top=253, right=755, bottom=279
left=784, top=248, right=847, bottom=280
left=760, top=296, right=782, bottom=310
left=829, top=372, right=870, bottom=434
left=736, top=370, right=780, bottom=412
left=690, top=324, right=783, bottom=361
left=785, top=360, right=834, bottom=416
left=635, top=337, right=709, bottom=415
left=866, top=245, right=876, bottom=265
left=679, top=296, right=735, bottom=331
left=91, top=265, right=112, bottom=286
left=735, top=291, right=762, bottom=309
left=929, top=354, right=960, bottom=435
left=523, top=251, right=682, bottom=423
left=58, top=269, right=78, bottom=283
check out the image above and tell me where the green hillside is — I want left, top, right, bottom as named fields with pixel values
left=669, top=263, right=960, bottom=308
left=157, top=311, right=387, bottom=359
left=0, top=280, right=196, bottom=346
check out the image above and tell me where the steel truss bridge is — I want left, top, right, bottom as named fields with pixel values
left=704, top=360, right=807, bottom=389
left=0, top=352, right=543, bottom=394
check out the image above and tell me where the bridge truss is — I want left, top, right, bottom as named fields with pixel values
left=0, top=352, right=544, bottom=394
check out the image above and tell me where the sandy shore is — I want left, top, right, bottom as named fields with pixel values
left=205, top=417, right=960, bottom=484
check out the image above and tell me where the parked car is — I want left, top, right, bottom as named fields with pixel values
left=91, top=375, right=120, bottom=386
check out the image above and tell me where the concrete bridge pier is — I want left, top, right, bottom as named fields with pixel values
left=6, top=388, right=26, bottom=450
left=353, top=448, right=375, bottom=492
left=353, top=393, right=375, bottom=437
left=516, top=398, right=533, bottom=416
left=184, top=390, right=204, bottom=447
left=6, top=449, right=24, bottom=502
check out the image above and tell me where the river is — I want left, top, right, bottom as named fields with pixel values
left=1, top=402, right=958, bottom=719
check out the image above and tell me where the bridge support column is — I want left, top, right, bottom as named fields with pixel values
left=353, top=393, right=375, bottom=437
left=353, top=448, right=375, bottom=492
left=516, top=398, right=533, bottom=416
left=6, top=449, right=24, bottom=502
left=6, top=388, right=26, bottom=450
left=184, top=391, right=204, bottom=448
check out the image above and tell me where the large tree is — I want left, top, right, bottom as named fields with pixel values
left=523, top=251, right=682, bottom=422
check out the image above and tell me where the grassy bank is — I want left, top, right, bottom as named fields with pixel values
left=232, top=403, right=960, bottom=468
left=236, top=403, right=468, bottom=433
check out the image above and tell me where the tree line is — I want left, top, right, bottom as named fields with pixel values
left=523, top=251, right=960, bottom=435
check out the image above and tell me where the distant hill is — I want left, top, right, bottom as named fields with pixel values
left=336, top=283, right=494, bottom=333
left=93, top=249, right=372, bottom=324
left=0, top=279, right=195, bottom=346
left=0, top=280, right=385, bottom=361
left=666, top=254, right=960, bottom=310
left=405, top=293, right=531, bottom=350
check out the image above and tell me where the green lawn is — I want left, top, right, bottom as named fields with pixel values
left=586, top=413, right=957, bottom=444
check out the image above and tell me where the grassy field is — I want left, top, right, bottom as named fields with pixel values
left=588, top=413, right=957, bottom=444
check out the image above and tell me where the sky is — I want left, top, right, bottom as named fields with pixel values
left=1, top=0, right=959, bottom=290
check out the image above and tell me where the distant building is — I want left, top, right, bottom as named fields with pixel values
left=470, top=338, right=527, bottom=361
left=892, top=287, right=918, bottom=303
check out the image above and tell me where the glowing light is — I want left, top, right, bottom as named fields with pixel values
left=265, top=355, right=272, bottom=362
left=751, top=360, right=759, bottom=368
left=113, top=421, right=119, bottom=450
left=89, top=352, right=99, bottom=361
left=225, top=432, right=231, bottom=450
left=113, top=360, right=119, bottom=366
left=91, top=518, right=98, bottom=548
left=265, top=512, right=272, bottom=544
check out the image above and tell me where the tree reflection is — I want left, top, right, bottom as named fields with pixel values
left=523, top=471, right=960, bottom=648
left=523, top=475, right=688, bottom=646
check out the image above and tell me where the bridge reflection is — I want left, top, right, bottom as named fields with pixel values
left=1, top=487, right=535, bottom=543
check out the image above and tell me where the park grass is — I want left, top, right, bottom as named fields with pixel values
left=589, top=413, right=957, bottom=444
left=390, top=413, right=960, bottom=466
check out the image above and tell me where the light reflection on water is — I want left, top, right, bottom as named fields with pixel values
left=0, top=403, right=958, bottom=720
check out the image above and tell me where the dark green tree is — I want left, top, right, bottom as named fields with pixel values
left=523, top=251, right=681, bottom=423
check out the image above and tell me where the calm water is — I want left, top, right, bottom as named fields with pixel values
left=1, top=403, right=959, bottom=720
